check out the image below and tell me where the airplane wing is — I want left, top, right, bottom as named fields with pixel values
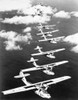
left=2, top=76, right=71, bottom=95
left=43, top=48, right=65, bottom=54
left=21, top=66, right=43, bottom=72
left=45, top=76, right=71, bottom=86
left=31, top=48, right=65, bottom=56
left=31, top=51, right=55, bottom=56
left=39, top=37, right=58, bottom=42
left=39, top=36, right=65, bottom=42
left=21, top=60, right=68, bottom=73
left=37, top=31, right=55, bottom=35
left=34, top=76, right=71, bottom=86
left=36, top=24, right=56, bottom=29
left=2, top=85, right=36, bottom=95
left=31, top=52, right=44, bottom=56
left=37, top=30, right=59, bottom=35
left=45, top=24, right=56, bottom=27
left=53, top=36, right=65, bottom=41
left=48, top=30, right=59, bottom=34
left=41, top=60, right=68, bottom=68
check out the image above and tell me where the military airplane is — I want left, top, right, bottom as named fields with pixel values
left=34, top=22, right=56, bottom=30
left=31, top=46, right=65, bottom=59
left=39, top=36, right=65, bottom=43
left=37, top=29, right=59, bottom=37
left=2, top=76, right=71, bottom=99
left=20, top=57, right=69, bottom=75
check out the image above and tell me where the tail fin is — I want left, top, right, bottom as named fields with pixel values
left=34, top=46, right=42, bottom=50
left=22, top=77, right=31, bottom=86
left=27, top=57, right=38, bottom=63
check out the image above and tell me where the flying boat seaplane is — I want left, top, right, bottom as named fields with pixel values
left=37, top=29, right=59, bottom=37
left=31, top=46, right=65, bottom=59
left=39, top=35, right=65, bottom=43
left=2, top=75, right=71, bottom=99
left=34, top=22, right=56, bottom=30
left=19, top=57, right=69, bottom=75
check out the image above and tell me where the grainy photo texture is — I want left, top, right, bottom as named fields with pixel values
left=0, top=0, right=78, bottom=100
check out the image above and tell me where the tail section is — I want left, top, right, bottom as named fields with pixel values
left=34, top=46, right=43, bottom=50
left=27, top=57, right=39, bottom=67
left=34, top=46, right=43, bottom=53
left=27, top=57, right=38, bottom=63
left=21, top=77, right=31, bottom=86
left=14, top=72, right=30, bottom=79
left=14, top=71, right=31, bottom=86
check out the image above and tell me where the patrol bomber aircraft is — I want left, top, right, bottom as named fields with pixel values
left=39, top=35, right=65, bottom=44
left=2, top=75, right=71, bottom=99
left=35, top=23, right=56, bottom=30
left=31, top=46, right=65, bottom=59
left=19, top=57, right=69, bottom=75
left=37, top=29, right=59, bottom=37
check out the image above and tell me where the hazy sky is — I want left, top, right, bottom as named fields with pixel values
left=33, top=0, right=78, bottom=11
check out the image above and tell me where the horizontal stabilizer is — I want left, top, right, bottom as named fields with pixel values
left=14, top=73, right=30, bottom=78
left=34, top=46, right=42, bottom=50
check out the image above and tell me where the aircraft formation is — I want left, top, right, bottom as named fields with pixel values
left=34, top=22, right=65, bottom=43
left=2, top=22, right=71, bottom=99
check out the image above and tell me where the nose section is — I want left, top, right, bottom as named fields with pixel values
left=46, top=93, right=51, bottom=99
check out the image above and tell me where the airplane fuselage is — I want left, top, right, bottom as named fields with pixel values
left=35, top=89, right=51, bottom=99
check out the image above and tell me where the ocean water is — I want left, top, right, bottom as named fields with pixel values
left=0, top=0, right=78, bottom=100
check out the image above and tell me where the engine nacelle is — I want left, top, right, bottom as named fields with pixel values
left=43, top=70, right=55, bottom=75
left=46, top=53, right=55, bottom=59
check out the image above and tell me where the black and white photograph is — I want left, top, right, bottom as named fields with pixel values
left=0, top=0, right=78, bottom=100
